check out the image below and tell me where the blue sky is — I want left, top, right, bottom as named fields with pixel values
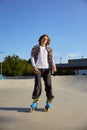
left=0, top=0, right=87, bottom=63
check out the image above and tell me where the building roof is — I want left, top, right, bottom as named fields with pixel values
left=68, top=58, right=87, bottom=64
left=56, top=58, right=87, bottom=69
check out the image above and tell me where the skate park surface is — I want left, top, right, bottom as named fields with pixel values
left=0, top=75, right=87, bottom=130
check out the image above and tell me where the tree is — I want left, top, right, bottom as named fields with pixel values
left=2, top=55, right=33, bottom=76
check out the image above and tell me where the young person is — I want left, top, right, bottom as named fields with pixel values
left=30, top=34, right=57, bottom=111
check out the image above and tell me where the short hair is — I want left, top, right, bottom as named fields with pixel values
left=38, top=34, right=51, bottom=45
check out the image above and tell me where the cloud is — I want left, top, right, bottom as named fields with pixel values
left=53, top=51, right=59, bottom=58
left=67, top=52, right=79, bottom=59
left=53, top=51, right=79, bottom=63
left=53, top=51, right=85, bottom=64
left=53, top=51, right=60, bottom=63
left=62, top=52, right=80, bottom=63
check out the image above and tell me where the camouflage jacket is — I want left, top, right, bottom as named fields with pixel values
left=31, top=45, right=53, bottom=68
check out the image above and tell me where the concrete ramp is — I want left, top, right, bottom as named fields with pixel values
left=0, top=76, right=87, bottom=130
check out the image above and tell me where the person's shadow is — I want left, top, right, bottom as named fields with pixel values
left=0, top=107, right=45, bottom=113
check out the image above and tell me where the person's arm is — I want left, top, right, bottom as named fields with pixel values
left=31, top=57, right=36, bottom=67
left=52, top=56, right=57, bottom=73
left=31, top=57, right=39, bottom=74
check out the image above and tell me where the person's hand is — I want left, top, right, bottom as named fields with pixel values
left=33, top=66, right=39, bottom=74
left=52, top=65, right=57, bottom=73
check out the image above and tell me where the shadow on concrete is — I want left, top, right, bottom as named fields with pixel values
left=0, top=107, right=30, bottom=113
left=35, top=108, right=45, bottom=112
left=6, top=76, right=34, bottom=80
left=0, top=107, right=45, bottom=113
